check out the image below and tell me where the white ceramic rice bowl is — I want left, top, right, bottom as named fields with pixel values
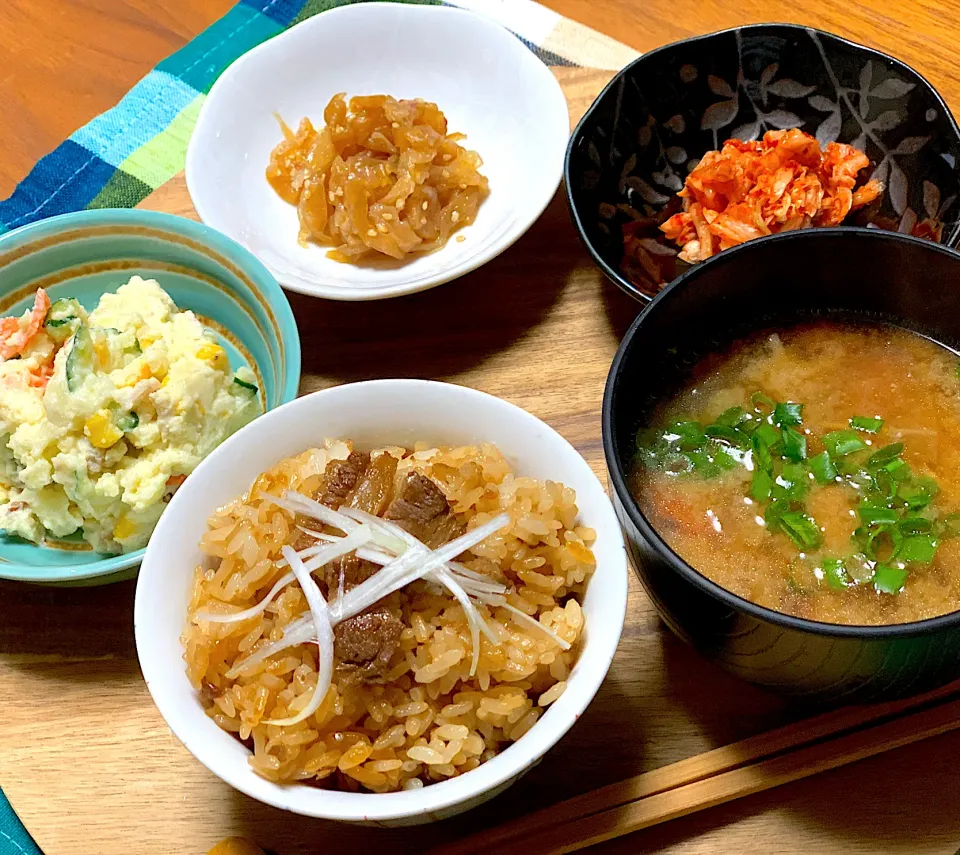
left=134, top=380, right=628, bottom=825
left=186, top=3, right=570, bottom=301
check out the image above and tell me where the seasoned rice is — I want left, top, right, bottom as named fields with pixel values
left=182, top=440, right=596, bottom=792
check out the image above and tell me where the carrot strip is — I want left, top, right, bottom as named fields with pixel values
left=0, top=288, right=50, bottom=360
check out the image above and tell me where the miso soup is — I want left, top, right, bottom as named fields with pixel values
left=632, top=321, right=960, bottom=626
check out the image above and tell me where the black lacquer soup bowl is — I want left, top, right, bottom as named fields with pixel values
left=603, top=227, right=960, bottom=703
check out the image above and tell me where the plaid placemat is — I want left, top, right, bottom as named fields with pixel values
left=0, top=1, right=636, bottom=851
left=0, top=797, right=41, bottom=855
left=0, top=0, right=637, bottom=237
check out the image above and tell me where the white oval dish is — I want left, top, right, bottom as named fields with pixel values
left=134, top=379, right=627, bottom=825
left=186, top=3, right=570, bottom=301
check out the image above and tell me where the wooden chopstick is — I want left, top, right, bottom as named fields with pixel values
left=492, top=696, right=960, bottom=855
left=438, top=680, right=960, bottom=855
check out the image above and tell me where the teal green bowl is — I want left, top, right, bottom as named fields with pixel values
left=0, top=210, right=301, bottom=585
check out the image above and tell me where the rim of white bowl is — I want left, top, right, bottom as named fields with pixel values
left=185, top=3, right=570, bottom=302
left=135, top=379, right=628, bottom=822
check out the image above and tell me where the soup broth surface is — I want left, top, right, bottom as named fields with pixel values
left=633, top=321, right=960, bottom=626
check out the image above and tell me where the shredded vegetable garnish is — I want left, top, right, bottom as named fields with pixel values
left=341, top=507, right=505, bottom=674
left=224, top=616, right=315, bottom=679
left=194, top=526, right=376, bottom=623
left=327, top=510, right=512, bottom=624
left=638, top=393, right=960, bottom=596
left=264, top=546, right=335, bottom=726
left=219, top=493, right=512, bottom=679
left=495, top=599, right=572, bottom=651
left=659, top=129, right=883, bottom=263
left=339, top=506, right=508, bottom=605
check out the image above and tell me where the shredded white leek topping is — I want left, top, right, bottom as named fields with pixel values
left=264, top=546, right=335, bottom=726
left=198, top=490, right=572, bottom=709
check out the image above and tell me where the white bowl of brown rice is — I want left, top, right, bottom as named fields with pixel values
left=134, top=380, right=628, bottom=825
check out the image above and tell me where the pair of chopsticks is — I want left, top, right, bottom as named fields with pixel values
left=438, top=680, right=960, bottom=855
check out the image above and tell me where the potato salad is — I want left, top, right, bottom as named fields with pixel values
left=0, top=276, right=262, bottom=553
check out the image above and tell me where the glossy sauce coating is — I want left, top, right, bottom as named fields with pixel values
left=267, top=94, right=489, bottom=262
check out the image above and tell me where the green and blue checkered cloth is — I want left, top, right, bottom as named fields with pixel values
left=0, top=0, right=636, bottom=850
left=0, top=0, right=636, bottom=237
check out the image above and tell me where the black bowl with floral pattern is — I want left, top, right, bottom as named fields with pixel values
left=566, top=24, right=960, bottom=301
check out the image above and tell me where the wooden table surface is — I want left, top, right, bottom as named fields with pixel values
left=2, top=2, right=960, bottom=854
